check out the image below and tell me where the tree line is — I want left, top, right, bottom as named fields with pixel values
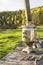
left=0, top=6, right=43, bottom=29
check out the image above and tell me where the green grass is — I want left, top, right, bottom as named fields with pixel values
left=0, top=29, right=22, bottom=58
left=37, top=27, right=43, bottom=39
left=0, top=27, right=43, bottom=59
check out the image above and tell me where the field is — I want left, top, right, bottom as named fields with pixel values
left=0, top=27, right=43, bottom=59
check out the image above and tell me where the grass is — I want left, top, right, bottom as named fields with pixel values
left=0, top=27, right=43, bottom=59
left=37, top=27, right=43, bottom=39
left=0, top=29, right=22, bottom=58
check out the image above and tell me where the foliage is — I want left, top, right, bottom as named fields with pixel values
left=31, top=6, right=43, bottom=25
left=0, top=6, right=43, bottom=28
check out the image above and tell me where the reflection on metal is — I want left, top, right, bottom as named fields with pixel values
left=22, top=25, right=36, bottom=43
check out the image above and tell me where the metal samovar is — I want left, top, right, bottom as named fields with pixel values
left=22, top=0, right=36, bottom=46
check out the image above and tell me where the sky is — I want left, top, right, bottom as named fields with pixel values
left=0, top=0, right=43, bottom=11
